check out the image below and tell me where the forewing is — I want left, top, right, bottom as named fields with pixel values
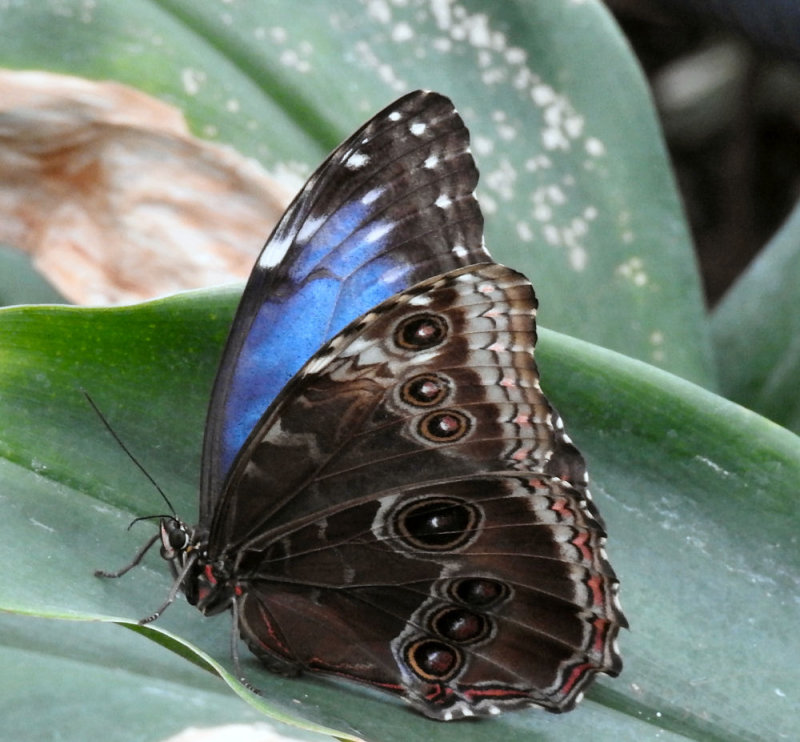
left=200, top=91, right=490, bottom=513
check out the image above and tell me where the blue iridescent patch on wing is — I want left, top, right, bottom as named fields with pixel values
left=219, top=228, right=403, bottom=476
left=201, top=91, right=489, bottom=501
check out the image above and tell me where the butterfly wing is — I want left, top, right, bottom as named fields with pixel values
left=201, top=90, right=489, bottom=512
left=208, top=264, right=625, bottom=719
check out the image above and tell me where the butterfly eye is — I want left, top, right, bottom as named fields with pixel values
left=394, top=313, right=448, bottom=350
left=159, top=519, right=190, bottom=560
left=169, top=528, right=189, bottom=551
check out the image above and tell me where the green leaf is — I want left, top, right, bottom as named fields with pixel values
left=1, top=295, right=797, bottom=741
left=711, top=198, right=800, bottom=433
left=0, top=0, right=712, bottom=386
left=0, top=613, right=328, bottom=742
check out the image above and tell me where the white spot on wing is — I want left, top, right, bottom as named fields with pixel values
left=305, top=353, right=333, bottom=374
left=345, top=151, right=370, bottom=170
left=258, top=234, right=292, bottom=268
left=366, top=221, right=393, bottom=243
left=434, top=193, right=452, bottom=209
left=423, top=154, right=439, bottom=169
left=410, top=121, right=426, bottom=136
left=362, top=187, right=383, bottom=205
left=341, top=336, right=372, bottom=358
left=296, top=214, right=325, bottom=243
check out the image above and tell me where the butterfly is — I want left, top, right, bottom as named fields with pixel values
left=97, top=90, right=626, bottom=720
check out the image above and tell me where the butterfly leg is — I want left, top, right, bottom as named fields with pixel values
left=94, top=531, right=160, bottom=579
left=137, top=551, right=200, bottom=625
left=230, top=597, right=263, bottom=695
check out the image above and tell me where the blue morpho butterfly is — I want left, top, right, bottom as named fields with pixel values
left=97, top=91, right=626, bottom=720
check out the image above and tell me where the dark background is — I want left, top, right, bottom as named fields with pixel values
left=606, top=0, right=800, bottom=305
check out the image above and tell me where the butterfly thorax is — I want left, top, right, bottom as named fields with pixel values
left=158, top=517, right=237, bottom=616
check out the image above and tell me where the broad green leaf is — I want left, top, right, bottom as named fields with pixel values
left=1, top=295, right=797, bottom=741
left=0, top=612, right=328, bottom=742
left=0, top=0, right=713, bottom=385
left=711, top=198, right=800, bottom=433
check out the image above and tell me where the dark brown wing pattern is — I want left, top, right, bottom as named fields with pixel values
left=209, top=263, right=625, bottom=719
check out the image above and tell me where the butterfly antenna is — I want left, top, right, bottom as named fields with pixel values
left=82, top=390, right=178, bottom=517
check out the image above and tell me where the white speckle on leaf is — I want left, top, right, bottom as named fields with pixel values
left=542, top=127, right=569, bottom=151
left=392, top=22, right=414, bottom=42
left=516, top=221, right=533, bottom=241
left=180, top=67, right=205, bottom=96
left=532, top=84, right=555, bottom=106
left=616, top=257, right=649, bottom=287
left=352, top=40, right=406, bottom=91
left=569, top=245, right=588, bottom=271
left=485, top=158, right=517, bottom=201
left=480, top=191, right=497, bottom=215
left=586, top=137, right=606, bottom=157
left=546, top=185, right=566, bottom=205
left=430, top=0, right=452, bottom=30
left=543, top=224, right=560, bottom=245
left=505, top=46, right=526, bottom=65
left=366, top=0, right=391, bottom=24
left=570, top=216, right=588, bottom=237
left=472, top=135, right=494, bottom=156
left=564, top=114, right=584, bottom=139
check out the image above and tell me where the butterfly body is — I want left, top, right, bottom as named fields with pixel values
left=101, top=91, right=625, bottom=720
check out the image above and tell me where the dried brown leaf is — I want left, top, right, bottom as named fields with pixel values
left=0, top=69, right=291, bottom=304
